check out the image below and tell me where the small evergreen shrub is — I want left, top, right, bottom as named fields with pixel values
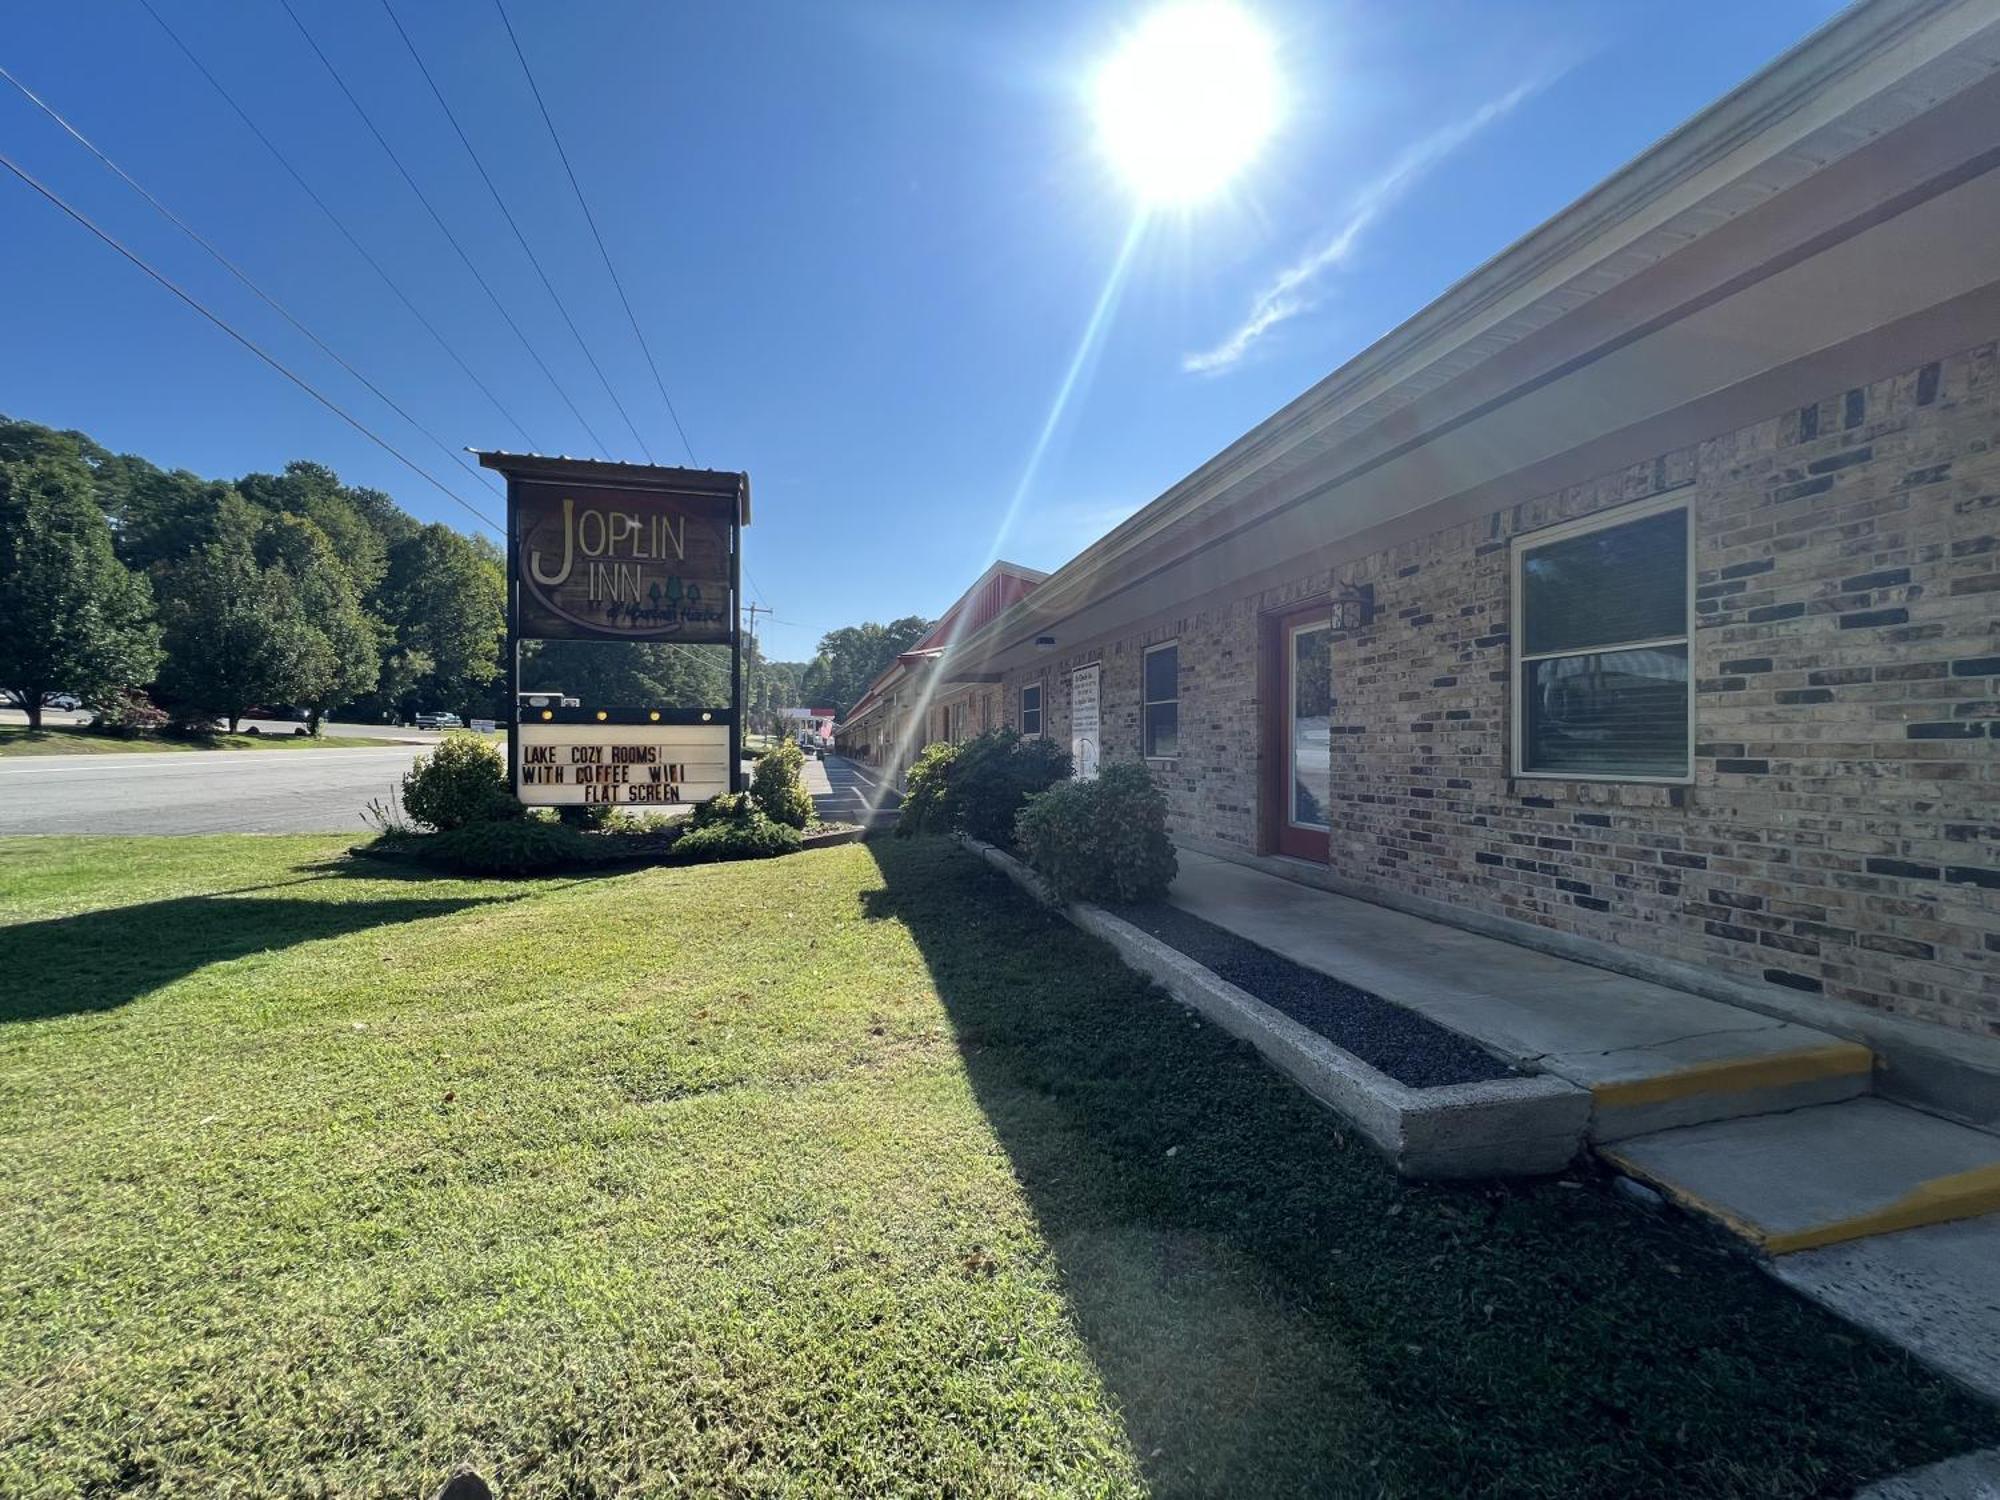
left=690, top=791, right=755, bottom=829
left=401, top=732, right=513, bottom=831
left=1014, top=761, right=1177, bottom=903
left=426, top=818, right=594, bottom=875
left=671, top=812, right=801, bottom=863
left=896, top=729, right=1071, bottom=845
left=895, top=740, right=961, bottom=837
left=751, top=739, right=814, bottom=829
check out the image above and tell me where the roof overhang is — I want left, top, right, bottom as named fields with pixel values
left=474, top=451, right=751, bottom=526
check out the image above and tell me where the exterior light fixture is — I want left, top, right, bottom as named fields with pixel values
left=648, top=710, right=661, bottom=722
left=1330, top=583, right=1377, bottom=632
left=595, top=710, right=608, bottom=721
left=700, top=711, right=712, bottom=722
left=540, top=709, right=553, bottom=721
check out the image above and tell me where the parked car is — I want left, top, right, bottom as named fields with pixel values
left=413, top=711, right=463, bottom=730
left=41, top=693, right=82, bottom=712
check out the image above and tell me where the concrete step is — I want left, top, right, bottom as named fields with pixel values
left=1775, top=1213, right=2000, bottom=1406
left=1576, top=1027, right=1873, bottom=1144
left=1603, top=1096, right=2000, bottom=1255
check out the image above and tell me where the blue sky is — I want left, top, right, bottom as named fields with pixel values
left=2, top=0, right=1844, bottom=661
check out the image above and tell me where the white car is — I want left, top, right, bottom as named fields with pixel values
left=413, top=711, right=463, bottom=730
left=42, top=693, right=82, bottom=712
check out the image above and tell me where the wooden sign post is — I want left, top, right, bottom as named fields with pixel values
left=475, top=453, right=751, bottom=805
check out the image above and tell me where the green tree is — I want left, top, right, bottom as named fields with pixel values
left=798, top=616, right=932, bottom=717
left=0, top=456, right=161, bottom=728
left=154, top=526, right=314, bottom=732
left=259, top=514, right=380, bottom=733
left=377, top=524, right=505, bottom=713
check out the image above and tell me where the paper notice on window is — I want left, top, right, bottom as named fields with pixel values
left=1070, top=663, right=1100, bottom=781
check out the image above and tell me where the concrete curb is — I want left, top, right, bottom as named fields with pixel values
left=959, top=837, right=1590, bottom=1179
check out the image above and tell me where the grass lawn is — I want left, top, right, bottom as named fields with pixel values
left=0, top=726, right=391, bottom=757
left=0, top=835, right=1993, bottom=1496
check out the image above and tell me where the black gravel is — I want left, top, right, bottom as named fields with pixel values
left=1100, top=901, right=1513, bottom=1089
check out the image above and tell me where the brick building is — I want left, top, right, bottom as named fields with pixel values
left=835, top=561, right=1046, bottom=774
left=930, top=0, right=2000, bottom=1050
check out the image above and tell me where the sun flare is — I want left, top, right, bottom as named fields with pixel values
left=1092, top=2, right=1280, bottom=205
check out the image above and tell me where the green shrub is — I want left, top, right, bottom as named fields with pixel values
left=897, top=729, right=1070, bottom=845
left=750, top=739, right=814, bottom=829
left=424, top=818, right=593, bottom=875
left=690, top=791, right=755, bottom=829
left=896, top=740, right=960, bottom=837
left=1014, top=761, right=1177, bottom=903
left=557, top=802, right=616, bottom=830
left=671, top=812, right=801, bottom=863
left=401, top=732, right=513, bottom=831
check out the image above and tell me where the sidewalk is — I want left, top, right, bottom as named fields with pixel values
left=1163, top=848, right=2000, bottom=1406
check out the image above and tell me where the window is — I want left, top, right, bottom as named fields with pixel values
left=1143, top=641, right=1179, bottom=758
left=1020, top=682, right=1042, bottom=737
left=1512, top=499, right=1692, bottom=781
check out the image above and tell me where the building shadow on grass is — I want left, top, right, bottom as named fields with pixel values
left=0, top=888, right=506, bottom=1023
left=860, top=835, right=2000, bottom=1498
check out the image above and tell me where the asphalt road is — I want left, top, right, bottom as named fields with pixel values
left=0, top=744, right=430, bottom=835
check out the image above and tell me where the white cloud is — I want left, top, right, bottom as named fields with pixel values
left=1184, top=79, right=1546, bottom=374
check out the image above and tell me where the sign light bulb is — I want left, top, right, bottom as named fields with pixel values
left=595, top=710, right=608, bottom=721
left=540, top=710, right=553, bottom=721
left=649, top=710, right=661, bottom=722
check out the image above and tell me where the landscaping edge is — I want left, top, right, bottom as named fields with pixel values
left=957, top=835, right=1591, bottom=1179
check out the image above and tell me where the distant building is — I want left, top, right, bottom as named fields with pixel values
left=780, top=706, right=838, bottom=747
left=834, top=561, right=1047, bottom=776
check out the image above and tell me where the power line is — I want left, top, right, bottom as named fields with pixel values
left=0, top=61, right=502, bottom=508
left=133, top=0, right=538, bottom=452
left=274, top=0, right=617, bottom=458
left=380, top=0, right=653, bottom=464
left=493, top=0, right=697, bottom=466
left=0, top=148, right=503, bottom=537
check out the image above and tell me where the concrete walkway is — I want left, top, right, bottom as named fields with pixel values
left=1164, top=848, right=2000, bottom=1409
left=1168, top=851, right=1868, bottom=1141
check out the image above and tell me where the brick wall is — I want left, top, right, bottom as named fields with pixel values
left=1001, top=342, right=1999, bottom=1038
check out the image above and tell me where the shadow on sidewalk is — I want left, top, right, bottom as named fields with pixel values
left=859, top=834, right=2000, bottom=1497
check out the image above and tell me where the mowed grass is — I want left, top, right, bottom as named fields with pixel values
left=0, top=726, right=389, bottom=757
left=0, top=836, right=1993, bottom=1497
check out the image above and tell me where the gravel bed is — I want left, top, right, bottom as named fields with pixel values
left=1100, top=900, right=1513, bottom=1089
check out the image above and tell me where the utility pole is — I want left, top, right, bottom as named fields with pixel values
left=741, top=602, right=774, bottom=738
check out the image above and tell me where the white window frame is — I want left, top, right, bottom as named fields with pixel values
left=1509, top=494, right=1695, bottom=785
left=1019, top=681, right=1043, bottom=738
left=1142, top=640, right=1180, bottom=760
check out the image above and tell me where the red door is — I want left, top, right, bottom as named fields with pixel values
left=1265, top=603, right=1334, bottom=862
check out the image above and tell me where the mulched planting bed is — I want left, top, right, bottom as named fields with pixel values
left=1101, top=900, right=1513, bottom=1088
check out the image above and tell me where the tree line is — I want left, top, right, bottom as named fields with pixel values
left=0, top=413, right=912, bottom=739
left=0, top=415, right=504, bottom=732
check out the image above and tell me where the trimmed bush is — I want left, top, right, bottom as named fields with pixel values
left=671, top=813, right=801, bottom=864
left=1014, top=761, right=1177, bottom=903
left=425, top=818, right=594, bottom=875
left=751, top=739, right=814, bottom=829
left=401, top=732, right=512, bottom=831
left=896, top=740, right=960, bottom=837
left=897, top=729, right=1071, bottom=845
left=689, top=791, right=755, bottom=829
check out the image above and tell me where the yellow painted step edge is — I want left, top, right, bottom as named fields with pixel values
left=1601, top=1155, right=2000, bottom=1256
left=1592, top=1041, right=1872, bottom=1111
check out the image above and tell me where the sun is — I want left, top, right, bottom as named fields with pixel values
left=1092, top=3, right=1280, bottom=205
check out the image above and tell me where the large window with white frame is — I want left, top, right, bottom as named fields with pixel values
left=1019, top=682, right=1042, bottom=737
left=1511, top=497, right=1692, bottom=782
left=1143, top=641, right=1179, bottom=759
